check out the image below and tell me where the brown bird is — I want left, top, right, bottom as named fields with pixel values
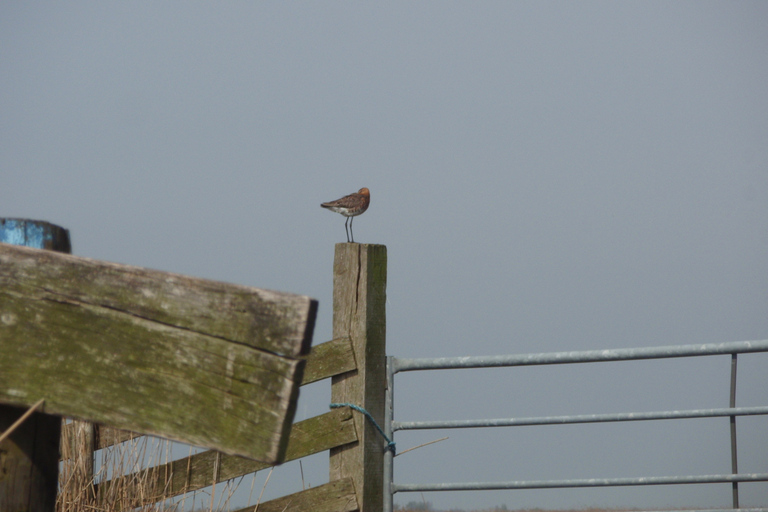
left=321, top=187, right=370, bottom=243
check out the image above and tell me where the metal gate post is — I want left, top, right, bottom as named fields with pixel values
left=730, top=353, right=739, bottom=508
left=383, top=356, right=395, bottom=512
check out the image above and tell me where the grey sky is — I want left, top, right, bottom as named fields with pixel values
left=2, top=2, right=767, bottom=510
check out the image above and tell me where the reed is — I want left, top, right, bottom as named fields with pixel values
left=58, top=422, right=241, bottom=512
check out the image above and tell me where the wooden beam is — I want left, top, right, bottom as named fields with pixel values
left=231, top=477, right=358, bottom=512
left=96, top=407, right=357, bottom=502
left=302, top=337, right=357, bottom=385
left=0, top=242, right=314, bottom=357
left=60, top=335, right=358, bottom=455
left=0, top=242, right=317, bottom=462
left=329, top=243, right=387, bottom=512
left=60, top=423, right=137, bottom=453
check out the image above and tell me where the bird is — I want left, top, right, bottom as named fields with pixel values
left=321, top=187, right=370, bottom=243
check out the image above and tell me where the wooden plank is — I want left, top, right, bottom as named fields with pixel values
left=93, top=425, right=139, bottom=449
left=61, top=336, right=357, bottom=455
left=0, top=219, right=70, bottom=512
left=231, top=477, right=358, bottom=512
left=97, top=407, right=357, bottom=502
left=61, top=423, right=138, bottom=454
left=0, top=242, right=317, bottom=463
left=302, top=337, right=357, bottom=385
left=329, top=243, right=387, bottom=512
left=0, top=242, right=315, bottom=357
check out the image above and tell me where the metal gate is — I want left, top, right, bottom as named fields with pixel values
left=383, top=340, right=768, bottom=512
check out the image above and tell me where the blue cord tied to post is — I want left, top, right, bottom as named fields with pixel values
left=330, top=403, right=396, bottom=454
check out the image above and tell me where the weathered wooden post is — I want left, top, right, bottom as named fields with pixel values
left=0, top=219, right=70, bottom=512
left=329, top=243, right=387, bottom=512
left=59, top=418, right=97, bottom=508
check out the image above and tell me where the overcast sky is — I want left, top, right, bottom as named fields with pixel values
left=2, top=2, right=767, bottom=510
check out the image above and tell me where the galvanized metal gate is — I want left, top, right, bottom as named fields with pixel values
left=383, top=340, right=768, bottom=512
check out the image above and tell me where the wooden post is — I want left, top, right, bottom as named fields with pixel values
left=329, top=243, right=387, bottom=512
left=59, top=420, right=97, bottom=508
left=0, top=219, right=69, bottom=512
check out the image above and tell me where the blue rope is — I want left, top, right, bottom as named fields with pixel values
left=330, top=403, right=396, bottom=454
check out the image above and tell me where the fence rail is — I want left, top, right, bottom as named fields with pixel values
left=394, top=405, right=768, bottom=430
left=392, top=473, right=768, bottom=492
left=384, top=339, right=768, bottom=512
left=393, top=339, right=768, bottom=371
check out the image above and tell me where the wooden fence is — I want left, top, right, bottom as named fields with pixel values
left=58, top=242, right=388, bottom=512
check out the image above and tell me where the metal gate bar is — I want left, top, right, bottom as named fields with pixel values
left=630, top=509, right=768, bottom=512
left=393, top=339, right=768, bottom=372
left=392, top=472, right=768, bottom=492
left=394, top=405, right=768, bottom=431
left=383, top=339, right=768, bottom=512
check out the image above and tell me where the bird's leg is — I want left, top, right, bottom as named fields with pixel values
left=349, top=216, right=355, bottom=243
left=344, top=217, right=351, bottom=243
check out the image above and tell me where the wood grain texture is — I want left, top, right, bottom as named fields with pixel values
left=329, top=243, right=387, bottom=512
left=0, top=404, right=61, bottom=512
left=231, top=477, right=359, bottom=512
left=0, top=242, right=315, bottom=356
left=301, top=336, right=357, bottom=385
left=60, top=335, right=357, bottom=454
left=0, top=242, right=317, bottom=463
left=60, top=423, right=137, bottom=453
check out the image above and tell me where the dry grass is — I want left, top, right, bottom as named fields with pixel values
left=57, top=420, right=241, bottom=512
